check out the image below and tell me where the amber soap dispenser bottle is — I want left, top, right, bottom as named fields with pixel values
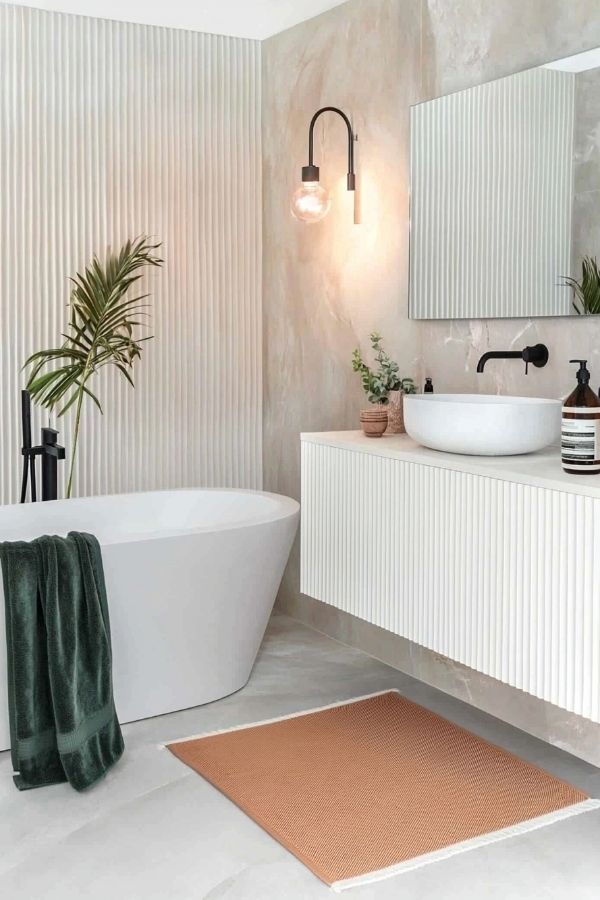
left=562, top=360, right=600, bottom=474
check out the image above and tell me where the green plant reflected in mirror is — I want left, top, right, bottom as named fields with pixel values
left=562, top=256, right=600, bottom=315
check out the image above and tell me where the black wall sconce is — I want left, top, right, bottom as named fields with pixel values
left=291, top=106, right=357, bottom=224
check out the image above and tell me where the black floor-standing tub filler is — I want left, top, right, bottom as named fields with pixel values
left=20, top=390, right=66, bottom=502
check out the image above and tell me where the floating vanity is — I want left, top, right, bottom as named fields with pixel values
left=301, top=432, right=600, bottom=723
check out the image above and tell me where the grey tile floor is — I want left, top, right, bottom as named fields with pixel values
left=1, top=613, right=599, bottom=899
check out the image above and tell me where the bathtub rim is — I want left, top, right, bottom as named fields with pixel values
left=0, top=487, right=300, bottom=547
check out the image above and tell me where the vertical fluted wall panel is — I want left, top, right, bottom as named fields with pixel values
left=301, top=441, right=600, bottom=723
left=0, top=5, right=261, bottom=503
left=410, top=67, right=575, bottom=319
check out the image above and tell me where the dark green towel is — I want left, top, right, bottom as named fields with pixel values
left=1, top=532, right=124, bottom=791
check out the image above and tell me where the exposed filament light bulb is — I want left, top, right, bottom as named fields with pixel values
left=290, top=181, right=331, bottom=224
left=292, top=107, right=357, bottom=225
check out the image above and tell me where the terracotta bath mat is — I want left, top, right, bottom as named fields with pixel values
left=166, top=691, right=600, bottom=891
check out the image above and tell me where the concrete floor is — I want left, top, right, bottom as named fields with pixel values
left=1, top=614, right=600, bottom=900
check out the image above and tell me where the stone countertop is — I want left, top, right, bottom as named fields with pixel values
left=300, top=431, right=600, bottom=500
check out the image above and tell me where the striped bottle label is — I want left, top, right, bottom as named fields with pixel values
left=561, top=407, right=600, bottom=472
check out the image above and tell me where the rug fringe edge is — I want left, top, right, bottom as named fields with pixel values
left=159, top=688, right=401, bottom=749
left=330, top=798, right=600, bottom=892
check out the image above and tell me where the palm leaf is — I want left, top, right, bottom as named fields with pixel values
left=561, top=256, right=600, bottom=315
left=23, top=235, right=162, bottom=496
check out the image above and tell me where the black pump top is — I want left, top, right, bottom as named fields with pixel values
left=570, top=359, right=591, bottom=384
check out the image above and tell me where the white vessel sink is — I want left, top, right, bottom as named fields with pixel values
left=403, top=394, right=561, bottom=456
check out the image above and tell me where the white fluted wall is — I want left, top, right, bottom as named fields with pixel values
left=0, top=4, right=261, bottom=503
left=410, top=67, right=575, bottom=319
left=301, top=440, right=600, bottom=723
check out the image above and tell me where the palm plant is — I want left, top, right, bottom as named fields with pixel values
left=562, top=256, right=600, bottom=315
left=24, top=236, right=162, bottom=498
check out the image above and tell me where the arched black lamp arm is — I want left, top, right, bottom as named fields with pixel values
left=302, top=106, right=356, bottom=191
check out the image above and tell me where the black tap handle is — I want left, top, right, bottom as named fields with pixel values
left=522, top=344, right=549, bottom=372
left=41, top=427, right=65, bottom=460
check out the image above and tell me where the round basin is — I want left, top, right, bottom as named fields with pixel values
left=403, top=394, right=561, bottom=456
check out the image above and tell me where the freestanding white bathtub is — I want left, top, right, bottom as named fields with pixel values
left=0, top=489, right=299, bottom=751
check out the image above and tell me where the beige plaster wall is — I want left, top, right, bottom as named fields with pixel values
left=263, top=0, right=422, bottom=607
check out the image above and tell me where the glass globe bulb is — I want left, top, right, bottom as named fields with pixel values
left=290, top=181, right=331, bottom=223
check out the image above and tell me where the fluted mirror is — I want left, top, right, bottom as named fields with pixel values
left=409, top=47, right=600, bottom=319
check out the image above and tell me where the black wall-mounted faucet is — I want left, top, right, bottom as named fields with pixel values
left=476, top=343, right=549, bottom=375
left=20, top=390, right=66, bottom=502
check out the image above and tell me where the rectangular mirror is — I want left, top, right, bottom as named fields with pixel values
left=409, top=47, right=600, bottom=319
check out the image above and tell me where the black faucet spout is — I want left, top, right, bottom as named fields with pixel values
left=476, top=350, right=521, bottom=373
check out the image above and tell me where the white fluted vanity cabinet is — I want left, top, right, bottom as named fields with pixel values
left=301, top=432, right=600, bottom=723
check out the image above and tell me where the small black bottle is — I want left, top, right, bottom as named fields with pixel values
left=424, top=377, right=434, bottom=393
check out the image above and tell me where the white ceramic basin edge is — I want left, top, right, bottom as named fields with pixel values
left=403, top=394, right=561, bottom=456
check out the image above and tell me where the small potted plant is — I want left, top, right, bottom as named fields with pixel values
left=369, top=333, right=416, bottom=433
left=352, top=333, right=415, bottom=438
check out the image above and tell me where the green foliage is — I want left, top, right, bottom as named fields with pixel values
left=24, top=236, right=162, bottom=497
left=398, top=376, right=417, bottom=394
left=352, top=347, right=389, bottom=404
left=562, top=256, right=600, bottom=315
left=352, top=332, right=415, bottom=405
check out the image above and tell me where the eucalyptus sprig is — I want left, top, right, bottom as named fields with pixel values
left=562, top=256, right=600, bottom=315
left=397, top=376, right=417, bottom=394
left=24, top=236, right=162, bottom=497
left=352, top=347, right=389, bottom=404
left=352, top=332, right=415, bottom=405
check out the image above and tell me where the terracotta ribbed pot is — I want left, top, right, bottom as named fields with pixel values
left=360, top=406, right=388, bottom=438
